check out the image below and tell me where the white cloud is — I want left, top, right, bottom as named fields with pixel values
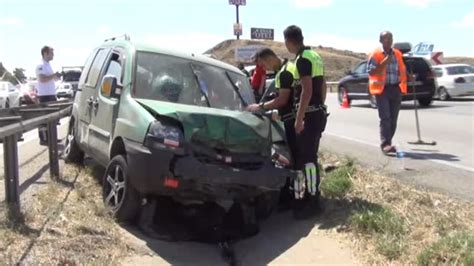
left=0, top=17, right=23, bottom=26
left=142, top=32, right=225, bottom=54
left=304, top=34, right=377, bottom=54
left=451, top=11, right=474, bottom=28
left=293, top=0, right=333, bottom=9
left=384, top=0, right=441, bottom=8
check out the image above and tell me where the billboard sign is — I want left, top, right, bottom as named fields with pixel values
left=251, top=27, right=274, bottom=40
left=235, top=45, right=265, bottom=63
left=229, top=0, right=246, bottom=5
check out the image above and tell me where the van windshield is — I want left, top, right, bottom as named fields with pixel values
left=133, top=52, right=254, bottom=111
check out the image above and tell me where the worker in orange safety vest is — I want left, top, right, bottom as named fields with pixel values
left=367, top=31, right=407, bottom=155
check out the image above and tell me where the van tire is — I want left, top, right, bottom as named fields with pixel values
left=103, top=155, right=141, bottom=223
left=63, top=122, right=84, bottom=164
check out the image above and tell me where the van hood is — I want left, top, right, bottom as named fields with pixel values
left=136, top=99, right=273, bottom=155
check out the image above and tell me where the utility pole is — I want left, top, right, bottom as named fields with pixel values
left=229, top=0, right=245, bottom=40
left=236, top=4, right=240, bottom=40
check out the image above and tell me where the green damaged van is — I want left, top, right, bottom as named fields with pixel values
left=64, top=37, right=293, bottom=222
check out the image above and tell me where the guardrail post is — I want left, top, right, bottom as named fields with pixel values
left=47, top=119, right=60, bottom=180
left=3, top=134, right=21, bottom=219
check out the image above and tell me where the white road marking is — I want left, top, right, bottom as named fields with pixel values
left=325, top=131, right=474, bottom=173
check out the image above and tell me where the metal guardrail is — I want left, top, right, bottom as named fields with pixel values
left=326, top=81, right=339, bottom=93
left=1, top=101, right=72, bottom=220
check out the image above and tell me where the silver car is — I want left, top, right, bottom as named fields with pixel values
left=0, top=81, right=21, bottom=108
left=433, top=64, right=474, bottom=100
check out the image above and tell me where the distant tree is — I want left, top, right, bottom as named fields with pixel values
left=13, top=68, right=27, bottom=83
left=0, top=62, right=5, bottom=78
left=2, top=72, right=19, bottom=85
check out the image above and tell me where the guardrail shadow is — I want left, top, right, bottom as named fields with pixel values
left=16, top=169, right=81, bottom=265
left=18, top=144, right=66, bottom=195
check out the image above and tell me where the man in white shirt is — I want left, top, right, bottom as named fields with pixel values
left=36, top=46, right=60, bottom=145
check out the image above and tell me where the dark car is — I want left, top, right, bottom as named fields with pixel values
left=337, top=56, right=436, bottom=108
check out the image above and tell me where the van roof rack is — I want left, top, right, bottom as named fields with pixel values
left=104, top=34, right=130, bottom=42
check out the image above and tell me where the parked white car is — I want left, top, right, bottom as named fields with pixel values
left=56, top=82, right=74, bottom=99
left=432, top=64, right=474, bottom=100
left=0, top=81, right=21, bottom=108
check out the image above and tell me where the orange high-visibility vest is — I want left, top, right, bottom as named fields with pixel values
left=368, top=48, right=407, bottom=95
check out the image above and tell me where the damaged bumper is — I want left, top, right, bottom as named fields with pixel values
left=124, top=139, right=292, bottom=201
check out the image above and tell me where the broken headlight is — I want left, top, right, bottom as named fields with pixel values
left=146, top=120, right=184, bottom=149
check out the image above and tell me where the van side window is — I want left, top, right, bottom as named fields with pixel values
left=85, top=49, right=110, bottom=88
left=104, top=53, right=123, bottom=84
left=78, top=49, right=98, bottom=86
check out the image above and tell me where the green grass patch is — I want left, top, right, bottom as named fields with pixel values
left=350, top=204, right=407, bottom=260
left=351, top=205, right=406, bottom=236
left=434, top=215, right=466, bottom=237
left=417, top=231, right=474, bottom=266
left=376, top=234, right=406, bottom=260
left=320, top=164, right=354, bottom=198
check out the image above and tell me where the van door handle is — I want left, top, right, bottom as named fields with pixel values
left=92, top=99, right=99, bottom=110
left=87, top=96, right=94, bottom=106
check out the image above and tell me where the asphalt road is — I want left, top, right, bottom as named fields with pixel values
left=322, top=93, right=474, bottom=200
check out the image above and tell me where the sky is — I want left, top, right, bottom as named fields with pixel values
left=1, top=0, right=473, bottom=77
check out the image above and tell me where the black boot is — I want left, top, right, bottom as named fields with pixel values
left=293, top=193, right=324, bottom=220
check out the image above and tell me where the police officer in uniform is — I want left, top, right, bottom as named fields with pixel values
left=284, top=25, right=328, bottom=219
left=247, top=48, right=297, bottom=209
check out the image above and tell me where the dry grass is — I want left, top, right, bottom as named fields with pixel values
left=417, top=231, right=474, bottom=265
left=319, top=152, right=474, bottom=265
left=0, top=164, right=137, bottom=265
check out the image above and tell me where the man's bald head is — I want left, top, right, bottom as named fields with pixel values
left=379, top=31, right=393, bottom=52
left=380, top=31, right=392, bottom=40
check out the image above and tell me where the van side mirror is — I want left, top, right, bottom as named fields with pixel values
left=345, top=70, right=353, bottom=76
left=101, top=75, right=122, bottom=99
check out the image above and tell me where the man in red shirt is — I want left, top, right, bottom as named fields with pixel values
left=251, top=63, right=266, bottom=102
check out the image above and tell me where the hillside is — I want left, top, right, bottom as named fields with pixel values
left=442, top=57, right=474, bottom=65
left=205, top=40, right=474, bottom=81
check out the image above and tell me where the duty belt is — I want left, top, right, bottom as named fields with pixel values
left=281, top=104, right=325, bottom=121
